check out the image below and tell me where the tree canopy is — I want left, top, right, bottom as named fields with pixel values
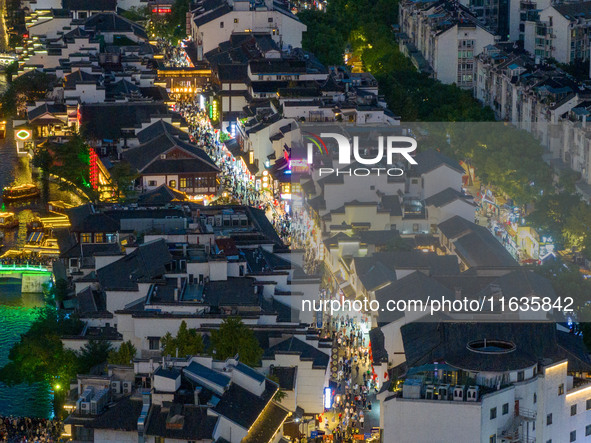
left=0, top=71, right=55, bottom=117
left=108, top=341, right=138, bottom=366
left=210, top=317, right=263, bottom=367
left=161, top=320, right=204, bottom=358
left=32, top=134, right=99, bottom=202
left=0, top=308, right=83, bottom=388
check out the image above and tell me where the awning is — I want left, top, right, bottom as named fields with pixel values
left=27, top=231, right=44, bottom=243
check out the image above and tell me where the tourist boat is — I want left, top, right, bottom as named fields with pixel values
left=0, top=212, right=19, bottom=229
left=2, top=184, right=40, bottom=202
left=47, top=200, right=74, bottom=215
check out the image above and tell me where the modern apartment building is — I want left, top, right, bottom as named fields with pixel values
left=524, top=1, right=591, bottom=64
left=398, top=0, right=496, bottom=88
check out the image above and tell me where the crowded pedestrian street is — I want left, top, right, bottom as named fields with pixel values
left=305, top=317, right=381, bottom=442
left=173, top=97, right=296, bottom=244
left=0, top=416, right=62, bottom=442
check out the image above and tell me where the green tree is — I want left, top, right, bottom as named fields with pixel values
left=536, top=261, right=591, bottom=311
left=108, top=162, right=138, bottom=202
left=42, top=277, right=69, bottom=306
left=563, top=202, right=591, bottom=253
left=210, top=317, right=263, bottom=367
left=108, top=341, right=137, bottom=366
left=559, top=169, right=581, bottom=193
left=0, top=71, right=55, bottom=117
left=268, top=373, right=287, bottom=403
left=120, top=5, right=149, bottom=22
left=78, top=340, right=113, bottom=374
left=46, top=133, right=99, bottom=202
left=0, top=307, right=83, bottom=387
left=527, top=192, right=581, bottom=248
left=161, top=320, right=204, bottom=357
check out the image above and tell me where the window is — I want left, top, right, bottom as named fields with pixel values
left=572, top=404, right=577, bottom=416
left=180, top=178, right=187, bottom=188
left=586, top=425, right=591, bottom=437
left=94, top=233, right=104, bottom=243
left=559, top=384, right=565, bottom=395
left=411, top=178, right=419, bottom=184
left=220, top=21, right=224, bottom=28
left=148, top=180, right=156, bottom=187
left=547, top=413, right=552, bottom=425
left=490, top=407, right=497, bottom=419
left=518, top=371, right=524, bottom=381
left=534, top=393, right=537, bottom=403
left=81, top=233, right=91, bottom=243
left=234, top=18, right=238, bottom=23
left=586, top=398, right=591, bottom=410
left=413, top=223, right=420, bottom=233
left=78, top=11, right=87, bottom=19
left=502, top=403, right=509, bottom=415
left=169, top=180, right=177, bottom=188
left=268, top=17, right=273, bottom=22
left=546, top=440, right=552, bottom=443
left=148, top=337, right=160, bottom=350
left=570, top=430, right=576, bottom=442
left=489, top=436, right=496, bottom=443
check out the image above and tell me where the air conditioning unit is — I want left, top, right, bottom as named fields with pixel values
left=90, top=400, right=99, bottom=415
left=79, top=401, right=90, bottom=413
left=111, top=381, right=121, bottom=394
left=466, top=385, right=479, bottom=402
left=70, top=266, right=79, bottom=273
left=453, top=386, right=465, bottom=401
left=122, top=381, right=133, bottom=394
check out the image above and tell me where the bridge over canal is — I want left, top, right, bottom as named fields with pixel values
left=0, top=263, right=52, bottom=293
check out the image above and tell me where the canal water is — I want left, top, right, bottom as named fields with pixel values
left=0, top=281, right=53, bottom=417
left=0, top=128, right=54, bottom=418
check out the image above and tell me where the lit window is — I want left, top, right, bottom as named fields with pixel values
left=169, top=180, right=177, bottom=188
left=94, top=233, right=104, bottom=243
left=180, top=178, right=187, bottom=188
left=81, top=233, right=91, bottom=243
left=559, top=384, right=565, bottom=396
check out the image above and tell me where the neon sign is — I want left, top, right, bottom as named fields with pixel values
left=15, top=129, right=32, bottom=140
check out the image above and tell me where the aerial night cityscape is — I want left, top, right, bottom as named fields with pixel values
left=0, top=0, right=591, bottom=442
